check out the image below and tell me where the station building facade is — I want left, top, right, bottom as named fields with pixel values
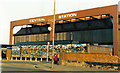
left=7, top=5, right=120, bottom=60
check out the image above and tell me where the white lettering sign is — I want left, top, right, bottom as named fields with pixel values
left=29, top=18, right=45, bottom=23
left=58, top=13, right=77, bottom=19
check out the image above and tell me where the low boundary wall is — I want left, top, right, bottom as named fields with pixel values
left=59, top=53, right=119, bottom=65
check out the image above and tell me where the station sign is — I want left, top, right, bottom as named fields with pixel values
left=29, top=18, right=45, bottom=23
left=58, top=13, right=77, bottom=19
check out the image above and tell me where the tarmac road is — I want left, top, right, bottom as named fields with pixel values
left=1, top=60, right=114, bottom=72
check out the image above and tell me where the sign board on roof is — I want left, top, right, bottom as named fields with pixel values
left=58, top=13, right=77, bottom=19
left=29, top=18, right=45, bottom=23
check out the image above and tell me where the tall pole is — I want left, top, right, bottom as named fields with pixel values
left=46, top=42, right=50, bottom=62
left=52, top=0, right=55, bottom=69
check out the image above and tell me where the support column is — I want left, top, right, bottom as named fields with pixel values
left=118, top=31, right=120, bottom=58
left=9, top=23, right=14, bottom=60
left=111, top=6, right=120, bottom=70
left=112, top=10, right=119, bottom=56
left=9, top=24, right=14, bottom=45
left=14, top=36, right=16, bottom=44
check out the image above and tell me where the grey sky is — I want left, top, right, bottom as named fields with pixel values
left=0, top=0, right=119, bottom=44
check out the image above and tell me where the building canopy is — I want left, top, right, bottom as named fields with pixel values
left=14, top=17, right=113, bottom=36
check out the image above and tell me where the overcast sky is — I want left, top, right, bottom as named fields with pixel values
left=0, top=0, right=119, bottom=44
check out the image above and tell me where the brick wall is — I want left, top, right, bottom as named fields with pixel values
left=59, top=53, right=119, bottom=64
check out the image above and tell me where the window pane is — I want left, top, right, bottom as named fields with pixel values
left=44, top=34, right=47, bottom=41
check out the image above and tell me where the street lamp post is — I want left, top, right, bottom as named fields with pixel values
left=52, top=0, right=56, bottom=69
left=48, top=0, right=56, bottom=68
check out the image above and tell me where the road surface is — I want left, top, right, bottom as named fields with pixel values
left=1, top=60, right=114, bottom=72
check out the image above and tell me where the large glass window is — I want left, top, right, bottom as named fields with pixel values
left=56, top=33, right=60, bottom=40
left=33, top=35, right=36, bottom=42
left=36, top=34, right=39, bottom=41
left=15, top=33, right=50, bottom=43
left=41, top=34, right=44, bottom=41
left=56, top=32, right=68, bottom=41
left=44, top=34, right=48, bottom=41
left=39, top=34, right=41, bottom=41
left=47, top=34, right=50, bottom=41
left=26, top=35, right=29, bottom=42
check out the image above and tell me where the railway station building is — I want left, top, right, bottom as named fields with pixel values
left=4, top=5, right=120, bottom=62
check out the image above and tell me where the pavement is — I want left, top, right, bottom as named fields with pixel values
left=0, top=60, right=116, bottom=72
